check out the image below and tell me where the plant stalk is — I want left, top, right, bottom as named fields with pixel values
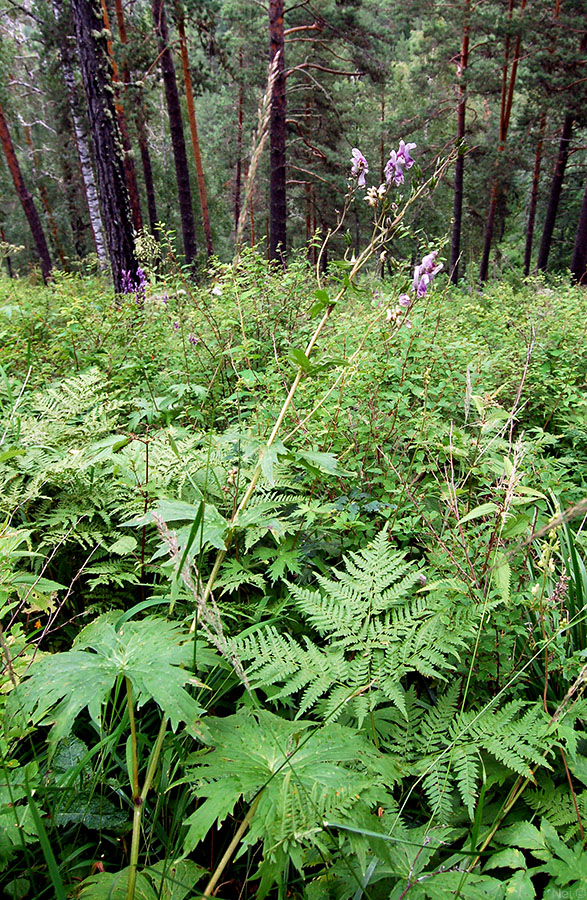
left=201, top=793, right=261, bottom=897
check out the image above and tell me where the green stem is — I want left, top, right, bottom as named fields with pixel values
left=126, top=714, right=168, bottom=900
left=201, top=793, right=261, bottom=898
left=126, top=677, right=140, bottom=799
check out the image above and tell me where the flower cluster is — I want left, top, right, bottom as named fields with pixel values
left=385, top=140, right=416, bottom=186
left=350, top=148, right=368, bottom=187
left=351, top=140, right=416, bottom=195
left=121, top=267, right=148, bottom=304
left=413, top=251, right=443, bottom=298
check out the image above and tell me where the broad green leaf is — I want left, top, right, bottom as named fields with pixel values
left=504, top=869, right=536, bottom=899
left=80, top=869, right=157, bottom=900
left=484, top=848, right=527, bottom=871
left=146, top=860, right=207, bottom=900
left=287, top=348, right=312, bottom=371
left=294, top=449, right=351, bottom=477
left=7, top=615, right=205, bottom=749
left=125, top=500, right=228, bottom=555
left=460, top=503, right=499, bottom=524
left=309, top=289, right=330, bottom=318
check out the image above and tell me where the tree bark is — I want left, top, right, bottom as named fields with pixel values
left=523, top=112, right=546, bottom=276
left=175, top=0, right=214, bottom=256
left=152, top=0, right=197, bottom=266
left=570, top=176, right=587, bottom=284
left=52, top=0, right=108, bottom=269
left=101, top=0, right=143, bottom=232
left=0, top=101, right=52, bottom=281
left=537, top=112, right=574, bottom=271
left=269, top=0, right=286, bottom=262
left=71, top=0, right=138, bottom=291
left=449, top=0, right=470, bottom=283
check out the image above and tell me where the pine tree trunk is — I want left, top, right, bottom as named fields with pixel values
left=52, top=0, right=108, bottom=269
left=152, top=0, right=197, bottom=266
left=269, top=0, right=286, bottom=262
left=175, top=1, right=214, bottom=256
left=570, top=176, right=587, bottom=284
left=0, top=101, right=52, bottom=281
left=537, top=112, right=574, bottom=271
left=100, top=0, right=143, bottom=232
left=523, top=113, right=546, bottom=276
left=449, top=0, right=470, bottom=283
left=71, top=0, right=138, bottom=291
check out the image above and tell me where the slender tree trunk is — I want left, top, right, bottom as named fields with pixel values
left=100, top=0, right=143, bottom=231
left=52, top=0, right=108, bottom=269
left=175, top=1, right=213, bottom=256
left=570, top=176, right=587, bottom=284
left=524, top=113, right=546, bottom=275
left=450, top=0, right=470, bottom=283
left=152, top=0, right=197, bottom=266
left=269, top=0, right=286, bottom=262
left=479, top=0, right=527, bottom=282
left=235, top=48, right=244, bottom=233
left=136, top=95, right=159, bottom=233
left=537, top=112, right=574, bottom=271
left=0, top=102, right=52, bottom=281
left=1, top=227, right=14, bottom=278
left=71, top=0, right=138, bottom=291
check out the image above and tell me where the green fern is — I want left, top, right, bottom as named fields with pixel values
left=236, top=531, right=470, bottom=724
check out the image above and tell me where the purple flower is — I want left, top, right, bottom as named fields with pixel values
left=385, top=150, right=404, bottom=186
left=121, top=270, right=134, bottom=294
left=351, top=148, right=368, bottom=188
left=398, top=293, right=412, bottom=308
left=385, top=140, right=417, bottom=186
left=397, top=140, right=416, bottom=169
left=412, top=250, right=443, bottom=297
left=188, top=333, right=199, bottom=346
left=172, top=321, right=180, bottom=330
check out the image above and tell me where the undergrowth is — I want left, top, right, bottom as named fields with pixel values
left=1, top=224, right=586, bottom=899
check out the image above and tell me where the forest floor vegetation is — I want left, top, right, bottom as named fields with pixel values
left=0, top=257, right=586, bottom=899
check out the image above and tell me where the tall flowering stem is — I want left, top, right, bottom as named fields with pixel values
left=190, top=149, right=456, bottom=633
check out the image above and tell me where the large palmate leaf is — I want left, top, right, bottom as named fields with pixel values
left=79, top=860, right=205, bottom=900
left=7, top=614, right=209, bottom=749
left=183, top=707, right=399, bottom=897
